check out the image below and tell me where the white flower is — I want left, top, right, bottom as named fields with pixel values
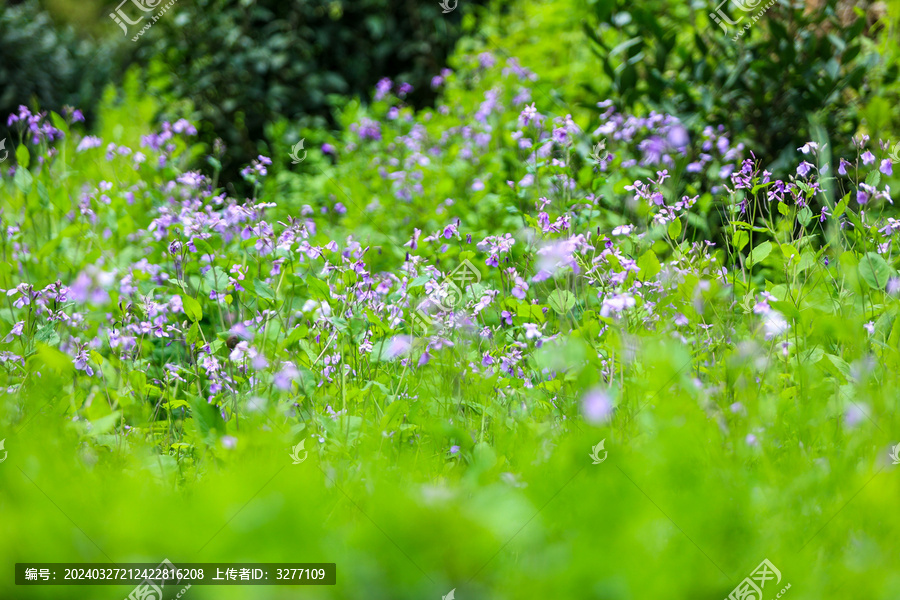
left=762, top=310, right=789, bottom=339
left=523, top=323, right=542, bottom=339
left=600, top=293, right=635, bottom=317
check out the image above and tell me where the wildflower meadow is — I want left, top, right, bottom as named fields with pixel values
left=2, top=0, right=900, bottom=598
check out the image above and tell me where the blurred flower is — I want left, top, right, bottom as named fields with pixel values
left=375, top=78, right=392, bottom=100
left=581, top=388, right=613, bottom=424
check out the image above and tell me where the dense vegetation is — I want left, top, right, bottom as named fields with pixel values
left=2, top=0, right=900, bottom=598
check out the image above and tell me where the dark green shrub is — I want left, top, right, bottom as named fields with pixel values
left=583, top=0, right=898, bottom=173
left=135, top=0, right=487, bottom=180
left=0, top=1, right=114, bottom=128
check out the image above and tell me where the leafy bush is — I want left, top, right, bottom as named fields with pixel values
left=135, top=0, right=488, bottom=181
left=583, top=0, right=898, bottom=173
left=0, top=0, right=114, bottom=130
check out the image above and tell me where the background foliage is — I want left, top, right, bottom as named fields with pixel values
left=584, top=0, right=898, bottom=173
left=0, top=0, right=115, bottom=132
left=2, top=0, right=900, bottom=599
left=133, top=0, right=489, bottom=181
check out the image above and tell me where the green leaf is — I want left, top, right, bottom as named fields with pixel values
left=50, top=112, right=70, bottom=137
left=380, top=399, right=408, bottom=430
left=408, top=275, right=432, bottom=289
left=13, top=168, right=33, bottom=195
left=15, top=144, right=29, bottom=169
left=637, top=249, right=661, bottom=279
left=548, top=289, right=577, bottom=314
left=129, top=370, right=148, bottom=395
left=749, top=241, right=773, bottom=264
left=780, top=244, right=799, bottom=264
left=865, top=169, right=881, bottom=188
left=798, top=206, right=813, bottom=227
left=186, top=321, right=200, bottom=345
left=515, top=302, right=546, bottom=323
left=732, top=230, right=749, bottom=252
left=832, top=193, right=849, bottom=220
left=35, top=324, right=60, bottom=346
left=254, top=278, right=276, bottom=301
left=667, top=218, right=682, bottom=239
left=87, top=411, right=122, bottom=437
left=858, top=252, right=892, bottom=289
left=189, top=395, right=226, bottom=442
left=183, top=296, right=203, bottom=322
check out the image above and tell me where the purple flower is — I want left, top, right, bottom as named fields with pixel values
left=172, top=119, right=197, bottom=135
left=450, top=445, right=460, bottom=455
left=519, top=103, right=539, bottom=127
left=523, top=323, right=542, bottom=339
left=478, top=52, right=496, bottom=69
left=274, top=362, right=299, bottom=391
left=599, top=293, right=635, bottom=317
left=4, top=321, right=24, bottom=342
left=352, top=118, right=382, bottom=141
left=844, top=404, right=869, bottom=428
left=76, top=136, right=102, bottom=152
left=666, top=124, right=690, bottom=149
left=862, top=150, right=875, bottom=165
left=838, top=158, right=852, bottom=175
left=511, top=276, right=529, bottom=299
left=375, top=78, right=392, bottom=100
left=881, top=159, right=893, bottom=176
left=581, top=388, right=613, bottom=424
left=796, top=161, right=813, bottom=177
left=385, top=335, right=412, bottom=359
left=73, top=345, right=94, bottom=377
left=552, top=127, right=568, bottom=144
